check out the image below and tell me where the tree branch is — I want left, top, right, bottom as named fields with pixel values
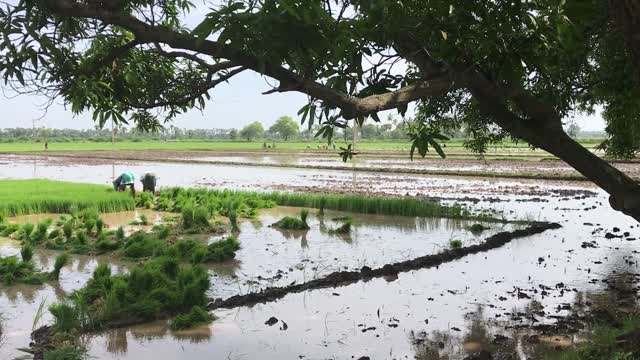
left=50, top=0, right=459, bottom=118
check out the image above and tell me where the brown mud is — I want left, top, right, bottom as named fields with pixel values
left=209, top=222, right=561, bottom=310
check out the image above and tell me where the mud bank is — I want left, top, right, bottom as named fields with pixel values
left=209, top=222, right=561, bottom=310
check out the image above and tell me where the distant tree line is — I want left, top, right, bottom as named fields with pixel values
left=0, top=116, right=604, bottom=144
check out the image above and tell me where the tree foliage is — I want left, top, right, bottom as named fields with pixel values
left=239, top=121, right=264, bottom=141
left=268, top=116, right=299, bottom=141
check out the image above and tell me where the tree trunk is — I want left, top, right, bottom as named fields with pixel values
left=464, top=71, right=640, bottom=222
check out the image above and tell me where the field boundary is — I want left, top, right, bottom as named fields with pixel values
left=209, top=221, right=562, bottom=310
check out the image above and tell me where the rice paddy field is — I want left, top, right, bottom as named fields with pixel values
left=0, top=142, right=639, bottom=360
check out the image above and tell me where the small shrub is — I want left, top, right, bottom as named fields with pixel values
left=21, top=243, right=34, bottom=262
left=449, top=239, right=463, bottom=249
left=169, top=306, right=214, bottom=331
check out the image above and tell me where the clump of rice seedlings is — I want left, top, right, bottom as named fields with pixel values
left=48, top=228, right=62, bottom=240
left=467, top=223, right=490, bottom=235
left=0, top=179, right=135, bottom=216
left=0, top=223, right=19, bottom=236
left=228, top=209, right=239, bottom=232
left=62, top=219, right=74, bottom=240
left=271, top=209, right=310, bottom=231
left=95, top=218, right=104, bottom=235
left=207, top=237, right=240, bottom=262
left=169, top=306, right=214, bottom=331
left=49, top=253, right=69, bottom=280
left=0, top=255, right=47, bottom=285
left=152, top=224, right=171, bottom=240
left=449, top=239, right=463, bottom=249
left=95, top=233, right=120, bottom=252
left=122, top=231, right=165, bottom=259
left=329, top=220, right=352, bottom=234
left=28, top=219, right=52, bottom=243
left=181, top=205, right=210, bottom=231
left=139, top=214, right=149, bottom=225
left=318, top=198, right=326, bottom=216
left=49, top=302, right=78, bottom=332
left=21, top=243, right=34, bottom=262
left=136, top=192, right=154, bottom=209
left=43, top=346, right=84, bottom=360
left=17, top=222, right=35, bottom=241
left=116, top=227, right=125, bottom=241
left=46, top=257, right=210, bottom=333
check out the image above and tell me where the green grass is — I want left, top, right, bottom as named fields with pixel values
left=449, top=239, right=463, bottom=249
left=0, top=180, right=135, bottom=216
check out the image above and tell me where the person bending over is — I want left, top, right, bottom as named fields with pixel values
left=113, top=171, right=136, bottom=196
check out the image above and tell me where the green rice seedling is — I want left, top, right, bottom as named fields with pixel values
left=271, top=216, right=310, bottom=230
left=48, top=302, right=78, bottom=332
left=43, top=347, right=84, bottom=360
left=84, top=217, right=96, bottom=234
left=96, top=233, right=120, bottom=252
left=0, top=180, right=134, bottom=216
left=169, top=306, right=214, bottom=331
left=152, top=224, right=171, bottom=240
left=95, top=218, right=104, bottom=235
left=139, top=214, right=149, bottom=225
left=467, top=223, right=490, bottom=235
left=300, top=209, right=309, bottom=225
left=136, top=192, right=154, bottom=209
left=62, top=219, right=73, bottom=240
left=449, top=239, right=463, bottom=249
left=48, top=228, right=61, bottom=240
left=0, top=223, right=19, bottom=236
left=21, top=243, right=34, bottom=262
left=75, top=230, right=88, bottom=246
left=181, top=205, right=210, bottom=231
left=0, top=255, right=41, bottom=285
left=122, top=231, right=165, bottom=258
left=329, top=220, right=352, bottom=234
left=191, top=247, right=208, bottom=264
left=116, top=227, right=125, bottom=241
left=207, top=237, right=240, bottom=262
left=228, top=209, right=239, bottom=232
left=30, top=219, right=52, bottom=243
left=18, top=222, right=35, bottom=241
left=49, top=253, right=69, bottom=280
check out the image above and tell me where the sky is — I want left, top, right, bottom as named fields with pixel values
left=0, top=1, right=607, bottom=132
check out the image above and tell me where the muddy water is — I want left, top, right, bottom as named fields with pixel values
left=1, top=154, right=639, bottom=359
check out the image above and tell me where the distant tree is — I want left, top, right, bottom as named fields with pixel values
left=567, top=123, right=581, bottom=139
left=239, top=122, right=264, bottom=141
left=269, top=116, right=300, bottom=141
left=229, top=129, right=239, bottom=140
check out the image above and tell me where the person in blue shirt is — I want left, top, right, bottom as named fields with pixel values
left=113, top=171, right=136, bottom=196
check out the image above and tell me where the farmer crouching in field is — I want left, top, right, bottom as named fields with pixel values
left=140, top=172, right=157, bottom=193
left=113, top=171, right=136, bottom=196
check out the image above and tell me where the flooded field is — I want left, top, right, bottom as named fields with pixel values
left=0, top=154, right=638, bottom=359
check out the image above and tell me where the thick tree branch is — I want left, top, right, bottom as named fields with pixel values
left=50, top=0, right=459, bottom=118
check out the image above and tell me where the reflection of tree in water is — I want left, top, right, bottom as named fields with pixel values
left=271, top=227, right=310, bottom=248
left=105, top=327, right=128, bottom=355
left=0, top=283, right=46, bottom=303
left=249, top=219, right=263, bottom=231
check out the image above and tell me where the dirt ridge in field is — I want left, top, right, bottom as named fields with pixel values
left=209, top=222, right=562, bottom=310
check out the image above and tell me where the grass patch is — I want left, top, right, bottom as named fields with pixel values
left=271, top=209, right=310, bottom=230
left=0, top=180, right=135, bottom=216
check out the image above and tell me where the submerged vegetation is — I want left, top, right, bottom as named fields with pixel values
left=271, top=209, right=310, bottom=230
left=0, top=180, right=134, bottom=216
